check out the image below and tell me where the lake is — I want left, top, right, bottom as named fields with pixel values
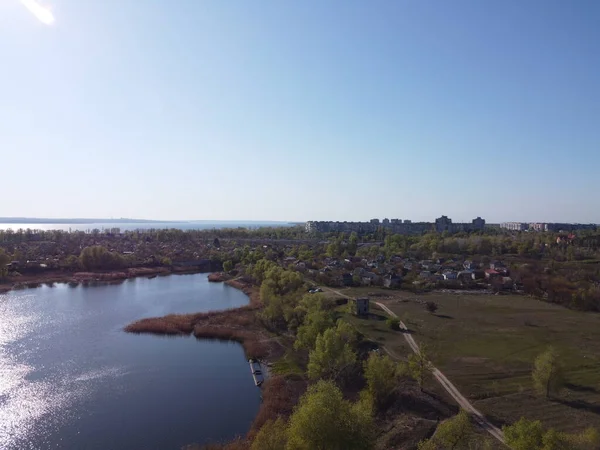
left=0, top=221, right=293, bottom=232
left=0, top=274, right=261, bottom=449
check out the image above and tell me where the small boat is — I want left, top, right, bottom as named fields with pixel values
left=249, top=359, right=264, bottom=386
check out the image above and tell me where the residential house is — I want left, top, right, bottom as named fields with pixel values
left=485, top=269, right=500, bottom=280
left=342, top=273, right=354, bottom=287
left=457, top=270, right=474, bottom=282
left=463, top=260, right=479, bottom=270
left=443, top=271, right=458, bottom=281
left=501, top=277, right=515, bottom=290
left=361, top=272, right=380, bottom=286
left=419, top=271, right=433, bottom=280
left=489, top=261, right=506, bottom=271
left=353, top=267, right=366, bottom=277
left=383, top=274, right=402, bottom=288
left=472, top=270, right=486, bottom=280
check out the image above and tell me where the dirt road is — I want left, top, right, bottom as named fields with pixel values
left=324, top=287, right=506, bottom=445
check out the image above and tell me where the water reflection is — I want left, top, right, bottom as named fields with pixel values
left=0, top=275, right=260, bottom=449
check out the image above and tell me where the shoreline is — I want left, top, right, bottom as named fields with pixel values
left=0, top=266, right=209, bottom=294
left=124, top=274, right=302, bottom=447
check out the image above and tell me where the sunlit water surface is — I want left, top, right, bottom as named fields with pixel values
left=0, top=274, right=260, bottom=449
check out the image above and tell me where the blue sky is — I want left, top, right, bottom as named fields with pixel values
left=1, top=0, right=599, bottom=223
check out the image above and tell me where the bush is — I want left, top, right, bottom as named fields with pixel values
left=386, top=317, right=400, bottom=331
left=425, top=301, right=438, bottom=314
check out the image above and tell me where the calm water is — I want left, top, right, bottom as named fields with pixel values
left=0, top=221, right=292, bottom=232
left=0, top=274, right=261, bottom=449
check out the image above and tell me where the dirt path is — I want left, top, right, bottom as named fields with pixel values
left=324, top=287, right=506, bottom=445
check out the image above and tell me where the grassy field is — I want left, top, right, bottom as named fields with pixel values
left=335, top=287, right=600, bottom=434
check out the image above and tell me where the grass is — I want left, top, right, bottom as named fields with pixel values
left=271, top=350, right=305, bottom=376
left=341, top=286, right=600, bottom=433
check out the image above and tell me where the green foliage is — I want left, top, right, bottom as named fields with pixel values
left=532, top=347, right=563, bottom=398
left=261, top=266, right=304, bottom=297
left=79, top=246, right=126, bottom=270
left=294, top=308, right=334, bottom=351
left=417, top=410, right=473, bottom=450
left=363, top=353, right=400, bottom=409
left=222, top=260, right=233, bottom=272
left=251, top=259, right=278, bottom=284
left=307, top=321, right=357, bottom=381
left=251, top=418, right=288, bottom=450
left=65, top=254, right=80, bottom=270
left=348, top=232, right=359, bottom=255
left=501, top=418, right=599, bottom=450
left=503, top=417, right=545, bottom=450
left=286, top=380, right=373, bottom=450
left=408, top=343, right=431, bottom=392
left=0, top=249, right=9, bottom=277
left=161, top=256, right=172, bottom=266
left=258, top=263, right=306, bottom=330
left=386, top=317, right=400, bottom=330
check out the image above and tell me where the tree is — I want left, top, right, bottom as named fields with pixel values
left=425, top=301, right=438, bottom=314
left=223, top=260, right=233, bottom=272
left=0, top=249, right=9, bottom=278
left=79, top=245, right=126, bottom=270
left=417, top=410, right=474, bottom=450
left=348, top=232, right=359, bottom=255
left=364, top=353, right=400, bottom=409
left=408, top=343, right=431, bottom=392
left=532, top=347, right=563, bottom=398
left=294, top=308, right=334, bottom=351
left=504, top=418, right=599, bottom=450
left=251, top=418, right=288, bottom=450
left=307, top=321, right=357, bottom=381
left=503, top=418, right=544, bottom=450
left=286, top=380, right=373, bottom=450
left=386, top=317, right=400, bottom=330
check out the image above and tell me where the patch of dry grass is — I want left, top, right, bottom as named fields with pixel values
left=124, top=314, right=196, bottom=335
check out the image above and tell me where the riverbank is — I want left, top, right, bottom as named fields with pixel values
left=0, top=266, right=208, bottom=293
left=124, top=278, right=272, bottom=358
left=124, top=274, right=306, bottom=448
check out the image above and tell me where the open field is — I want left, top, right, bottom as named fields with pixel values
left=336, top=287, right=600, bottom=434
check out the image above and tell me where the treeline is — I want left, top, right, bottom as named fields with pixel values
left=79, top=246, right=131, bottom=271
left=0, top=225, right=306, bottom=245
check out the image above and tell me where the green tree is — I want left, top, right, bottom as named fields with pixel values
left=504, top=418, right=599, bottom=450
left=532, top=347, right=563, bottom=398
left=417, top=410, right=474, bottom=450
left=294, top=308, right=334, bottom=351
left=408, top=343, right=431, bottom=392
left=222, top=260, right=233, bottom=272
left=348, top=232, right=359, bottom=255
left=364, top=353, right=400, bottom=409
left=307, top=321, right=357, bottom=381
left=251, top=418, right=288, bottom=450
left=0, top=249, right=9, bottom=277
left=503, top=417, right=544, bottom=450
left=79, top=245, right=126, bottom=270
left=386, top=317, right=400, bottom=330
left=286, top=380, right=373, bottom=450
left=161, top=256, right=172, bottom=266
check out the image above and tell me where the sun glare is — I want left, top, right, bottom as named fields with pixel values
left=20, top=0, right=55, bottom=25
